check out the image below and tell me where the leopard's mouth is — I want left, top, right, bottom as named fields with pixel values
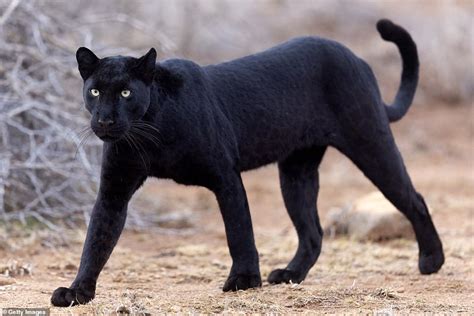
left=92, top=126, right=128, bottom=143
left=97, top=134, right=122, bottom=142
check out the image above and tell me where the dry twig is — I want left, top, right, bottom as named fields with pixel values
left=0, top=1, right=174, bottom=229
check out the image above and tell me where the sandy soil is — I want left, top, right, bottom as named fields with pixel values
left=0, top=105, right=473, bottom=314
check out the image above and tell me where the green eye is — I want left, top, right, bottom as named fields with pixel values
left=90, top=89, right=100, bottom=97
left=121, top=90, right=131, bottom=98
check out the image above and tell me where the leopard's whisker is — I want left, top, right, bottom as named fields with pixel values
left=132, top=121, right=162, bottom=136
left=125, top=132, right=149, bottom=172
left=130, top=126, right=161, bottom=148
left=74, top=129, right=93, bottom=159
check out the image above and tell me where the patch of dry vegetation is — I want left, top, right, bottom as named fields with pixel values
left=0, top=2, right=194, bottom=232
left=0, top=1, right=102, bottom=227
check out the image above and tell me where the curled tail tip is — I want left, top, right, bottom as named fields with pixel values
left=376, top=18, right=394, bottom=30
left=377, top=19, right=419, bottom=123
left=376, top=19, right=405, bottom=42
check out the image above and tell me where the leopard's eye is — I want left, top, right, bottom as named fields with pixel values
left=121, top=90, right=131, bottom=98
left=90, top=89, right=100, bottom=97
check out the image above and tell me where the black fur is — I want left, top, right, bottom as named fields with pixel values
left=51, top=20, right=444, bottom=307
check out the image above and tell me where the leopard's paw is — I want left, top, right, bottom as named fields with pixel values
left=51, top=287, right=94, bottom=307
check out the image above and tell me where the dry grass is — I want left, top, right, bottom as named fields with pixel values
left=1, top=231, right=471, bottom=314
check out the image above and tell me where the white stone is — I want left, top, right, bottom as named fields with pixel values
left=324, top=191, right=416, bottom=241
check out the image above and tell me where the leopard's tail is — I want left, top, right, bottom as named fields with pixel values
left=377, top=19, right=419, bottom=123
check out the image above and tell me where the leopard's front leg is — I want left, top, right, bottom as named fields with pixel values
left=51, top=164, right=145, bottom=307
left=212, top=171, right=261, bottom=291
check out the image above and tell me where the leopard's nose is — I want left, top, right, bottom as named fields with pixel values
left=97, top=118, right=115, bottom=127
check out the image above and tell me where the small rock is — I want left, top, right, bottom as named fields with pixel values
left=116, top=306, right=130, bottom=315
left=63, top=263, right=77, bottom=270
left=0, top=275, right=16, bottom=286
left=324, top=191, right=418, bottom=241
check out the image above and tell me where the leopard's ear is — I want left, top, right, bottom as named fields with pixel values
left=133, top=48, right=157, bottom=84
left=76, top=47, right=100, bottom=80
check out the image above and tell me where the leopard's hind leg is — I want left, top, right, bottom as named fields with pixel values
left=337, top=127, right=444, bottom=274
left=268, top=146, right=326, bottom=284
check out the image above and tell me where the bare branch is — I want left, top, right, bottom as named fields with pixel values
left=0, top=0, right=21, bottom=26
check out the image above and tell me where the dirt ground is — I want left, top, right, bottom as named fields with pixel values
left=0, top=105, right=473, bottom=314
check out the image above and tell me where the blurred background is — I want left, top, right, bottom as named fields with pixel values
left=0, top=0, right=472, bottom=313
left=0, top=0, right=472, bottom=227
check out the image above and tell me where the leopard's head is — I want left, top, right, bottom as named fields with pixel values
left=76, top=47, right=156, bottom=142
